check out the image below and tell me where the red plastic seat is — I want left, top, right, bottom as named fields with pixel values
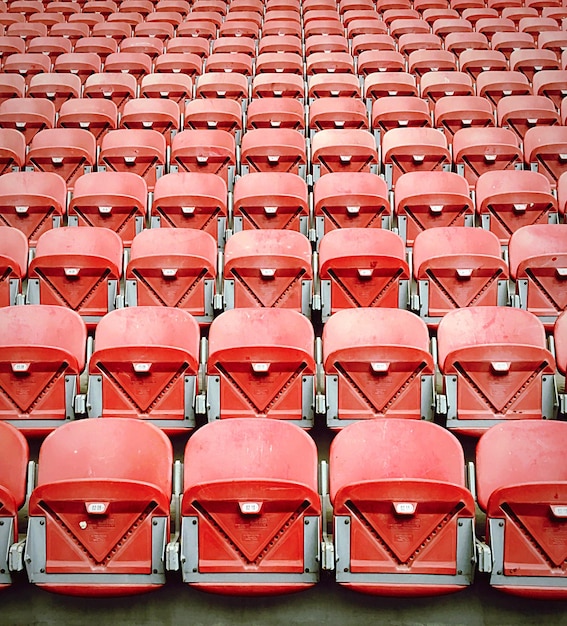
left=538, top=31, right=567, bottom=58
left=99, top=129, right=166, bottom=192
left=0, top=421, right=28, bottom=587
left=140, top=73, right=192, bottom=104
left=508, top=224, right=567, bottom=329
left=420, top=71, right=474, bottom=105
left=223, top=229, right=312, bottom=314
left=91, top=21, right=132, bottom=41
left=330, top=419, right=475, bottom=594
left=256, top=52, right=303, bottom=75
left=476, top=420, right=567, bottom=598
left=0, top=128, right=24, bottom=174
left=251, top=73, right=304, bottom=100
left=212, top=36, right=256, bottom=57
left=5, top=22, right=47, bottom=41
left=477, top=71, right=532, bottom=107
left=394, top=171, right=474, bottom=246
left=120, top=97, right=180, bottom=141
left=363, top=72, right=417, bottom=99
left=125, top=228, right=216, bottom=322
left=306, top=52, right=355, bottom=76
left=166, top=36, right=210, bottom=58
left=510, top=49, right=559, bottom=82
left=176, top=20, right=217, bottom=40
left=28, top=227, right=123, bottom=327
left=351, top=34, right=396, bottom=56
left=313, top=171, right=390, bottom=235
left=258, top=34, right=302, bottom=55
left=195, top=72, right=249, bottom=101
left=241, top=129, right=306, bottom=176
left=453, top=127, right=522, bottom=187
left=0, top=304, right=86, bottom=434
left=104, top=52, right=152, bottom=82
left=58, top=98, right=118, bottom=141
left=557, top=310, right=567, bottom=385
left=309, top=98, right=368, bottom=132
left=305, top=34, right=349, bottom=55
left=0, top=98, right=55, bottom=144
left=184, top=99, right=241, bottom=135
left=49, top=21, right=90, bottom=46
left=0, top=35, right=25, bottom=61
left=491, top=32, right=535, bottom=59
left=25, top=418, right=173, bottom=594
left=205, top=308, right=315, bottom=425
left=246, top=98, right=305, bottom=131
left=53, top=53, right=101, bottom=83
left=134, top=20, right=175, bottom=40
left=497, top=95, right=558, bottom=141
left=476, top=170, right=557, bottom=245
left=432, top=18, right=472, bottom=38
left=0, top=171, right=66, bottom=247
left=83, top=0, right=119, bottom=16
left=318, top=229, right=409, bottom=320
left=312, top=129, right=377, bottom=177
left=171, top=130, right=235, bottom=185
left=27, top=73, right=82, bottom=113
left=3, top=52, right=51, bottom=84
left=0, top=225, right=27, bottom=306
left=459, top=50, right=508, bottom=81
left=180, top=419, right=320, bottom=593
left=262, top=18, right=302, bottom=37
left=444, top=31, right=489, bottom=55
left=0, top=74, right=24, bottom=106
left=357, top=50, right=405, bottom=75
left=382, top=127, right=451, bottom=190
left=398, top=33, right=442, bottom=57
left=413, top=227, right=508, bottom=326
left=120, top=37, right=165, bottom=59
left=438, top=307, right=555, bottom=436
left=524, top=126, right=567, bottom=187
left=309, top=74, right=361, bottom=99
left=88, top=307, right=200, bottom=430
left=520, top=17, right=560, bottom=35
left=204, top=52, right=253, bottom=76
left=84, top=72, right=138, bottom=114
left=67, top=172, right=147, bottom=246
left=408, top=49, right=457, bottom=77
left=434, top=95, right=494, bottom=137
left=232, top=172, right=308, bottom=233
left=372, top=97, right=430, bottom=133
left=533, top=70, right=567, bottom=108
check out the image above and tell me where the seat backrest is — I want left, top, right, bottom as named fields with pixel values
left=0, top=421, right=29, bottom=509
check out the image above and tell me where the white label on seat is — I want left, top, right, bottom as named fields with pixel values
left=490, top=361, right=511, bottom=374
left=239, top=501, right=262, bottom=515
left=260, top=268, right=276, bottom=278
left=445, top=91, right=455, bottom=96
left=335, top=121, right=345, bottom=128
left=513, top=204, right=527, bottom=213
left=124, top=156, right=136, bottom=164
left=64, top=268, right=80, bottom=277
left=371, top=362, right=389, bottom=373
left=346, top=205, right=360, bottom=214
left=52, top=157, right=64, bottom=164
left=16, top=122, right=26, bottom=129
left=143, top=121, right=152, bottom=128
left=252, top=362, right=270, bottom=373
left=339, top=155, right=352, bottom=164
left=133, top=362, right=152, bottom=373
left=271, top=121, right=282, bottom=128
left=413, top=155, right=425, bottom=163
left=267, top=155, right=280, bottom=163
left=503, top=90, right=512, bottom=96
left=484, top=154, right=497, bottom=162
left=358, top=268, right=373, bottom=278
left=393, top=502, right=416, bottom=515
left=11, top=363, right=30, bottom=373
left=560, top=154, right=567, bottom=162
left=162, top=268, right=178, bottom=277
left=173, top=69, right=181, bottom=73
left=264, top=206, right=278, bottom=215
left=103, top=91, right=112, bottom=97
left=207, top=121, right=218, bottom=128
left=15, top=206, right=29, bottom=214
left=388, top=91, right=398, bottom=96
left=47, top=92, right=55, bottom=98
left=456, top=268, right=473, bottom=279
left=430, top=205, right=443, bottom=214
left=399, top=120, right=409, bottom=126
left=86, top=502, right=109, bottom=515
left=79, top=122, right=90, bottom=128
left=197, top=156, right=209, bottom=164
left=556, top=268, right=567, bottom=278
left=273, top=91, right=283, bottom=97
left=551, top=505, right=567, bottom=518
left=181, top=206, right=196, bottom=215
left=99, top=206, right=112, bottom=214
left=463, top=119, right=472, bottom=125
left=527, top=119, right=538, bottom=125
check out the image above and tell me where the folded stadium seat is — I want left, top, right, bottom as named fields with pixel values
left=125, top=228, right=216, bottom=323
left=0, top=35, right=26, bottom=62
left=87, top=307, right=200, bottom=430
left=501, top=6, right=538, bottom=23
left=226, top=7, right=263, bottom=23
left=351, top=34, right=396, bottom=56
left=520, top=17, right=561, bottom=36
left=357, top=50, right=405, bottom=76
left=408, top=50, right=458, bottom=78
left=432, top=18, right=473, bottom=39
left=206, top=308, right=315, bottom=425
left=140, top=73, right=192, bottom=105
left=218, top=19, right=259, bottom=39
left=119, top=0, right=155, bottom=12
left=394, top=171, right=474, bottom=247
left=542, top=6, right=567, bottom=20
left=491, top=32, right=535, bottom=60
left=251, top=74, right=304, bottom=100
left=309, top=74, right=361, bottom=99
left=192, top=0, right=227, bottom=11
left=306, top=52, right=356, bottom=76
left=511, top=49, right=560, bottom=83
left=150, top=172, right=227, bottom=245
left=437, top=306, right=556, bottom=436
left=28, top=70, right=81, bottom=108
left=474, top=16, right=514, bottom=36
left=0, top=74, right=24, bottom=106
left=462, top=7, right=499, bottom=24
left=538, top=31, right=567, bottom=59
left=305, top=34, right=349, bottom=55
left=27, top=227, right=123, bottom=327
left=371, top=97, right=430, bottom=134
left=0, top=304, right=86, bottom=434
left=204, top=52, right=253, bottom=77
left=108, top=12, right=145, bottom=26
left=49, top=22, right=90, bottom=46
left=0, top=421, right=28, bottom=588
left=0, top=171, right=66, bottom=247
left=389, top=18, right=430, bottom=40
left=0, top=226, right=27, bottom=306
left=103, top=52, right=152, bottom=83
left=313, top=172, right=390, bottom=237
left=0, top=128, right=24, bottom=175
left=232, top=172, right=309, bottom=233
left=24, top=418, right=174, bottom=595
left=195, top=72, right=249, bottom=101
left=171, top=129, right=236, bottom=186
left=120, top=37, right=165, bottom=60
left=382, top=127, right=451, bottom=191
left=99, top=129, right=166, bottom=192
left=222, top=229, right=312, bottom=316
left=318, top=229, right=409, bottom=322
left=91, top=21, right=132, bottom=41
left=311, top=129, right=378, bottom=178
left=145, top=9, right=184, bottom=27
left=246, top=98, right=305, bottom=132
left=134, top=21, right=175, bottom=40
left=5, top=22, right=46, bottom=42
left=8, top=0, right=43, bottom=15
left=184, top=99, right=241, bottom=136
left=180, top=419, right=321, bottom=593
left=363, top=72, right=417, bottom=100
left=347, top=17, right=388, bottom=38
left=53, top=53, right=102, bottom=85
left=476, top=420, right=567, bottom=599
left=434, top=96, right=494, bottom=138
left=413, top=226, right=508, bottom=326
left=423, top=9, right=459, bottom=26
left=240, top=129, right=306, bottom=177
left=166, top=36, right=210, bottom=58
left=420, top=71, right=474, bottom=108
left=382, top=8, right=419, bottom=24
left=304, top=20, right=345, bottom=39
left=476, top=170, right=557, bottom=246
left=508, top=224, right=567, bottom=329
left=26, top=128, right=95, bottom=192
left=309, top=98, right=368, bottom=132
left=83, top=0, right=119, bottom=16
left=83, top=72, right=137, bottom=115
left=58, top=99, right=118, bottom=142
left=120, top=98, right=180, bottom=145
left=533, top=70, right=567, bottom=109
left=155, top=0, right=191, bottom=15
left=262, top=18, right=302, bottom=38
left=212, top=36, right=256, bottom=57
left=398, top=34, right=443, bottom=58
left=67, top=171, right=147, bottom=246
left=258, top=34, right=302, bottom=55
left=330, top=418, right=476, bottom=594
left=458, top=50, right=508, bottom=82
left=497, top=96, right=558, bottom=141
left=0, top=98, right=55, bottom=144
left=177, top=20, right=217, bottom=41
left=453, top=127, right=522, bottom=187
left=3, top=53, right=51, bottom=85
left=524, top=126, right=567, bottom=188
left=255, top=52, right=303, bottom=76
left=443, top=32, right=489, bottom=56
